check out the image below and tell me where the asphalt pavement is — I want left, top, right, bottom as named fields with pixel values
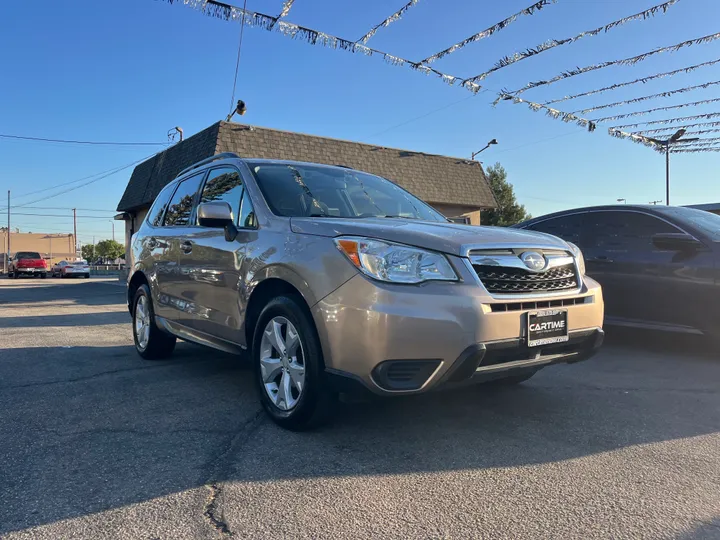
left=0, top=277, right=718, bottom=539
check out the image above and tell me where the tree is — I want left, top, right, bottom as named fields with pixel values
left=80, top=244, right=95, bottom=261
left=481, top=163, right=531, bottom=227
left=95, top=239, right=125, bottom=260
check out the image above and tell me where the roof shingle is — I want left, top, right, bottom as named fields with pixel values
left=117, top=121, right=495, bottom=212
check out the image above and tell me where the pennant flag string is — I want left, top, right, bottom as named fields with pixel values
left=671, top=146, right=720, bottom=153
left=607, top=128, right=662, bottom=151
left=356, top=0, right=421, bottom=44
left=498, top=31, right=720, bottom=101
left=465, top=0, right=680, bottom=84
left=635, top=125, right=720, bottom=136
left=674, top=137, right=720, bottom=145
left=420, top=0, right=556, bottom=65
left=268, top=0, right=295, bottom=29
left=611, top=113, right=720, bottom=130
left=161, top=0, right=482, bottom=93
left=497, top=94, right=597, bottom=131
left=592, top=97, right=720, bottom=123
left=572, top=80, right=720, bottom=115
left=544, top=58, right=720, bottom=106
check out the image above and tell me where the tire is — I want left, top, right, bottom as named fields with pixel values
left=132, top=284, right=176, bottom=360
left=84, top=274, right=90, bottom=279
left=253, top=295, right=335, bottom=431
left=40, top=273, right=46, bottom=279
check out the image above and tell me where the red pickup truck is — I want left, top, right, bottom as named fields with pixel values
left=8, top=251, right=48, bottom=279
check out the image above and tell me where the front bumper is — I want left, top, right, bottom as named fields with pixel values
left=312, top=258, right=604, bottom=396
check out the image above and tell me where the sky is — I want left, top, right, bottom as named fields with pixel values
left=1, top=0, right=719, bottom=243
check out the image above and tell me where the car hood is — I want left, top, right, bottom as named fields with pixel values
left=290, top=217, right=569, bottom=256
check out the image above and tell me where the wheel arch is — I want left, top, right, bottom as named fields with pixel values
left=127, top=270, right=149, bottom=315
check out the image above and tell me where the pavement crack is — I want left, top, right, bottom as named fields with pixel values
left=203, top=484, right=232, bottom=538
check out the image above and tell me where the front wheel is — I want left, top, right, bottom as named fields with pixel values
left=132, top=284, right=176, bottom=360
left=253, top=296, right=335, bottom=431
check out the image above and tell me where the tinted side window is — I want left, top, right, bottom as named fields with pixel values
left=163, top=173, right=204, bottom=227
left=238, top=189, right=257, bottom=228
left=147, top=183, right=176, bottom=227
left=199, top=167, right=243, bottom=224
left=585, top=211, right=680, bottom=253
left=527, top=214, right=584, bottom=245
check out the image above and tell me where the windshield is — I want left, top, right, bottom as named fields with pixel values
left=657, top=207, right=720, bottom=241
left=16, top=252, right=41, bottom=259
left=247, top=162, right=446, bottom=222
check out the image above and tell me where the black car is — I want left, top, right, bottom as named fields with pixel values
left=515, top=205, right=720, bottom=339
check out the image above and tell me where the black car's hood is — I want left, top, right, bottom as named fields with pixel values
left=290, top=217, right=570, bottom=256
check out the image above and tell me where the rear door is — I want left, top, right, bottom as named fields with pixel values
left=178, top=166, right=258, bottom=343
left=152, top=173, right=205, bottom=321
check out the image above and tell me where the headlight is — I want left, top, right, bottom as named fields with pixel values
left=334, top=236, right=458, bottom=284
left=566, top=241, right=586, bottom=275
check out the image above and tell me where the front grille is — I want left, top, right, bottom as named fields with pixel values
left=474, top=263, right=578, bottom=294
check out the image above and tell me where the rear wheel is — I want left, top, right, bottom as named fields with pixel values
left=132, top=284, right=176, bottom=360
left=84, top=274, right=90, bottom=279
left=40, top=273, right=46, bottom=279
left=253, top=295, right=335, bottom=430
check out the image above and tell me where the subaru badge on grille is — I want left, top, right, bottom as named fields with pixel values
left=520, top=251, right=546, bottom=272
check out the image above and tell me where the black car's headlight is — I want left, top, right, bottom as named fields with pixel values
left=334, top=236, right=458, bottom=284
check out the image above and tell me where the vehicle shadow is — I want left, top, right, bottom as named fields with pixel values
left=0, top=280, right=125, bottom=307
left=0, top=338, right=718, bottom=534
left=0, top=311, right=128, bottom=328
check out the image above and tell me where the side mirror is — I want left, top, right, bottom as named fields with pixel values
left=197, top=202, right=238, bottom=241
left=652, top=232, right=704, bottom=252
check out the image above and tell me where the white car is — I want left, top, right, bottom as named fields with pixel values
left=52, top=260, right=90, bottom=279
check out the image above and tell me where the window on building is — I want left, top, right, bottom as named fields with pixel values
left=199, top=167, right=244, bottom=224
left=163, top=173, right=204, bottom=227
left=448, top=216, right=471, bottom=224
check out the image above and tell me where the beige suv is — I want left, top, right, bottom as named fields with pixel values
left=127, top=154, right=604, bottom=430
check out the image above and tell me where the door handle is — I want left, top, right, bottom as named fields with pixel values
left=181, top=241, right=193, bottom=254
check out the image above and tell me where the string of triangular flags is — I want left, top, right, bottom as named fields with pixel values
left=465, top=0, right=680, bottom=84
left=357, top=0, right=421, bottom=44
left=592, top=98, right=720, bottom=123
left=572, top=80, right=720, bottom=115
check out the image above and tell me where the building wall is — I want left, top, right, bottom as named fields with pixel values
left=430, top=203, right=485, bottom=226
left=1, top=231, right=76, bottom=270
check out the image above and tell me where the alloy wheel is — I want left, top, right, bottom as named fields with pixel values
left=135, top=295, right=151, bottom=350
left=259, top=316, right=306, bottom=411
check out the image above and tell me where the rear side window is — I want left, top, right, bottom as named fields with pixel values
left=16, top=252, right=41, bottom=259
left=163, top=173, right=204, bottom=227
left=147, top=183, right=176, bottom=227
left=199, top=167, right=243, bottom=224
left=527, top=214, right=584, bottom=246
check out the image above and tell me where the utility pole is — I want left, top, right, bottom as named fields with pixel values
left=665, top=143, right=670, bottom=206
left=72, top=208, right=77, bottom=259
left=7, top=190, right=10, bottom=272
left=93, top=236, right=95, bottom=261
left=109, top=220, right=115, bottom=242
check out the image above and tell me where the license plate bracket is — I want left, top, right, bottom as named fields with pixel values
left=527, top=309, right=569, bottom=347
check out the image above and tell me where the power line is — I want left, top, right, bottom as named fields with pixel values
left=0, top=133, right=170, bottom=146
left=10, top=206, right=116, bottom=212
left=228, top=0, right=248, bottom=115
left=11, top=213, right=119, bottom=219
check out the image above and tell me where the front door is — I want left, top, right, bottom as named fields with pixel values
left=177, top=166, right=258, bottom=344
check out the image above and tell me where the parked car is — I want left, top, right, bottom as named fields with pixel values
left=52, top=260, right=90, bottom=279
left=8, top=251, right=47, bottom=279
left=516, top=205, right=720, bottom=338
left=127, top=154, right=604, bottom=429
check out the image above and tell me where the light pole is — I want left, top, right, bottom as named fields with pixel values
left=109, top=220, right=115, bottom=242
left=616, top=198, right=626, bottom=204
left=647, top=129, right=700, bottom=206
left=472, top=139, right=498, bottom=160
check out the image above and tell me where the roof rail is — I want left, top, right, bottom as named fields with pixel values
left=176, top=152, right=241, bottom=178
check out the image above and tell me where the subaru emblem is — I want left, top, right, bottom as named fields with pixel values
left=520, top=251, right=546, bottom=272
